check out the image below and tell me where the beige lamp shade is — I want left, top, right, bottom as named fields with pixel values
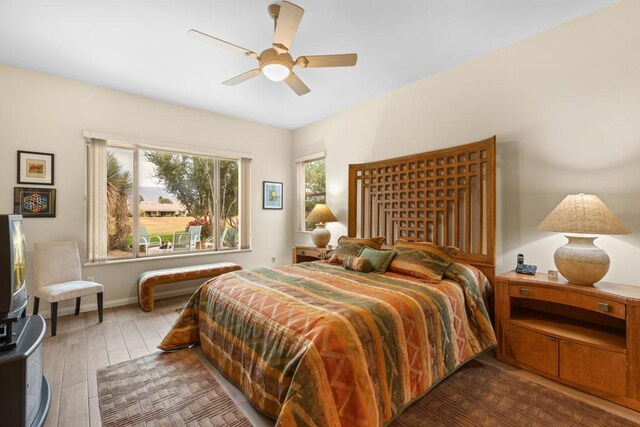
left=306, top=204, right=337, bottom=248
left=537, top=194, right=630, bottom=235
left=305, top=204, right=337, bottom=223
left=537, top=193, right=630, bottom=286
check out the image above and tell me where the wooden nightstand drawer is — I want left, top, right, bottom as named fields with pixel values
left=296, top=248, right=322, bottom=258
left=292, top=246, right=331, bottom=263
left=510, top=284, right=625, bottom=320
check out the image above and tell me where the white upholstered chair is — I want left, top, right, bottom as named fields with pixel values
left=33, top=241, right=104, bottom=336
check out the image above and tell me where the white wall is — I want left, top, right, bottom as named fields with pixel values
left=0, top=65, right=294, bottom=314
left=293, top=0, right=640, bottom=285
left=2, top=0, right=639, bottom=311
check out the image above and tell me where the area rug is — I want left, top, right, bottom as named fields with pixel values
left=97, top=350, right=251, bottom=426
left=98, top=351, right=638, bottom=427
left=391, top=360, right=638, bottom=426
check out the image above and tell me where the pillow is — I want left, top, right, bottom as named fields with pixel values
left=328, top=236, right=386, bottom=264
left=342, top=256, right=373, bottom=273
left=389, top=240, right=459, bottom=282
left=337, top=236, right=386, bottom=249
left=357, top=247, right=397, bottom=273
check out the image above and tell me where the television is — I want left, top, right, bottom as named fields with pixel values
left=0, top=215, right=28, bottom=320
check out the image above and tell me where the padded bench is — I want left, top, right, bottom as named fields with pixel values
left=137, top=262, right=242, bottom=312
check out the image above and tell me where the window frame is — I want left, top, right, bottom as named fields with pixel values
left=85, top=135, right=251, bottom=264
left=296, top=152, right=326, bottom=233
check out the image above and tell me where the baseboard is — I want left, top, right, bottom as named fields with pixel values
left=32, top=287, right=196, bottom=319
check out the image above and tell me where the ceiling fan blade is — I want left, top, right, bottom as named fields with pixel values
left=296, top=53, right=358, bottom=68
left=188, top=29, right=257, bottom=58
left=273, top=1, right=304, bottom=53
left=284, top=72, right=310, bottom=96
left=222, top=69, right=262, bottom=86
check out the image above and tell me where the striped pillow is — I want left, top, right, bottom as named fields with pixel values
left=342, top=256, right=373, bottom=273
left=389, top=240, right=459, bottom=282
left=328, top=236, right=386, bottom=264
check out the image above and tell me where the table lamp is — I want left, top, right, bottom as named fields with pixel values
left=537, top=193, right=630, bottom=285
left=305, top=204, right=337, bottom=248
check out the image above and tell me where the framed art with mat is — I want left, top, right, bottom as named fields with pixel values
left=17, top=151, right=54, bottom=185
left=13, top=187, right=56, bottom=218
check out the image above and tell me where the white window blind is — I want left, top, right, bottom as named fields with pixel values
left=86, top=138, right=108, bottom=263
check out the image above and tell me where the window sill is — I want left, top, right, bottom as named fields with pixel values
left=84, top=248, right=252, bottom=267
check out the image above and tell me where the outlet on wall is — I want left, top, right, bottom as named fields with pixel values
left=87, top=276, right=95, bottom=282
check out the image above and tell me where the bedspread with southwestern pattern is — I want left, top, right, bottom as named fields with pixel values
left=159, top=261, right=497, bottom=426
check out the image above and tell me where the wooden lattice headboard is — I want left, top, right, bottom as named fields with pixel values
left=348, top=136, right=496, bottom=283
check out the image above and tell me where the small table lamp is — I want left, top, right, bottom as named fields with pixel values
left=305, top=204, right=337, bottom=248
left=537, top=193, right=630, bottom=285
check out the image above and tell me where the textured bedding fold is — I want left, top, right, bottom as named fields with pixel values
left=159, top=261, right=497, bottom=427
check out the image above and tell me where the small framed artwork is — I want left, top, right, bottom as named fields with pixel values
left=17, top=151, right=54, bottom=185
left=263, top=181, right=283, bottom=210
left=14, top=187, right=56, bottom=218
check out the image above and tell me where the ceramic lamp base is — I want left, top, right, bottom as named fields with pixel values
left=554, top=235, right=610, bottom=286
left=311, top=223, right=331, bottom=248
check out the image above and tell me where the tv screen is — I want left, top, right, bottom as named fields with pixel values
left=0, top=215, right=28, bottom=319
left=11, top=218, right=26, bottom=295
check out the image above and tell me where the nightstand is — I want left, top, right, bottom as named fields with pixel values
left=292, top=246, right=332, bottom=264
left=495, top=271, right=640, bottom=411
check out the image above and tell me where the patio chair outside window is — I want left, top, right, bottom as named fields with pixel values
left=139, top=227, right=162, bottom=254
left=176, top=225, right=202, bottom=250
left=204, top=227, right=239, bottom=250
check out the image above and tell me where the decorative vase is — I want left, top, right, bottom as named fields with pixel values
left=554, top=235, right=610, bottom=286
left=311, top=223, right=331, bottom=248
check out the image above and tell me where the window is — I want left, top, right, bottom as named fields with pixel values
left=297, top=154, right=326, bottom=231
left=86, top=138, right=250, bottom=262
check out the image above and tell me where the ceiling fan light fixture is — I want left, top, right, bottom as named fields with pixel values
left=262, top=62, right=291, bottom=81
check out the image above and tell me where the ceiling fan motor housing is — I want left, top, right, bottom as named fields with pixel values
left=259, top=48, right=294, bottom=73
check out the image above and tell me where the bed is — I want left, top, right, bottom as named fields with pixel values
left=159, top=137, right=498, bottom=426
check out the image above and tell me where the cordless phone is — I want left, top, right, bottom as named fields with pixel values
left=515, top=253, right=537, bottom=275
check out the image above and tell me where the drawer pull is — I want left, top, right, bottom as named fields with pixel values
left=301, top=251, right=306, bottom=255
left=561, top=340, right=570, bottom=345
left=546, top=336, right=556, bottom=341
left=598, top=302, right=610, bottom=313
left=519, top=288, right=530, bottom=296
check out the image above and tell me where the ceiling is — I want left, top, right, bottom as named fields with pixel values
left=0, top=0, right=617, bottom=129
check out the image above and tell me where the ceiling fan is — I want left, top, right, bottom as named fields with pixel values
left=188, top=1, right=358, bottom=96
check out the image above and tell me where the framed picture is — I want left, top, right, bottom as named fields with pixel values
left=263, top=181, right=283, bottom=210
left=14, top=187, right=56, bottom=218
left=17, top=151, right=54, bottom=185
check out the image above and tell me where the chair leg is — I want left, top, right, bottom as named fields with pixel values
left=97, top=292, right=104, bottom=323
left=51, top=302, right=58, bottom=337
left=75, top=297, right=81, bottom=316
left=33, top=297, right=40, bottom=315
